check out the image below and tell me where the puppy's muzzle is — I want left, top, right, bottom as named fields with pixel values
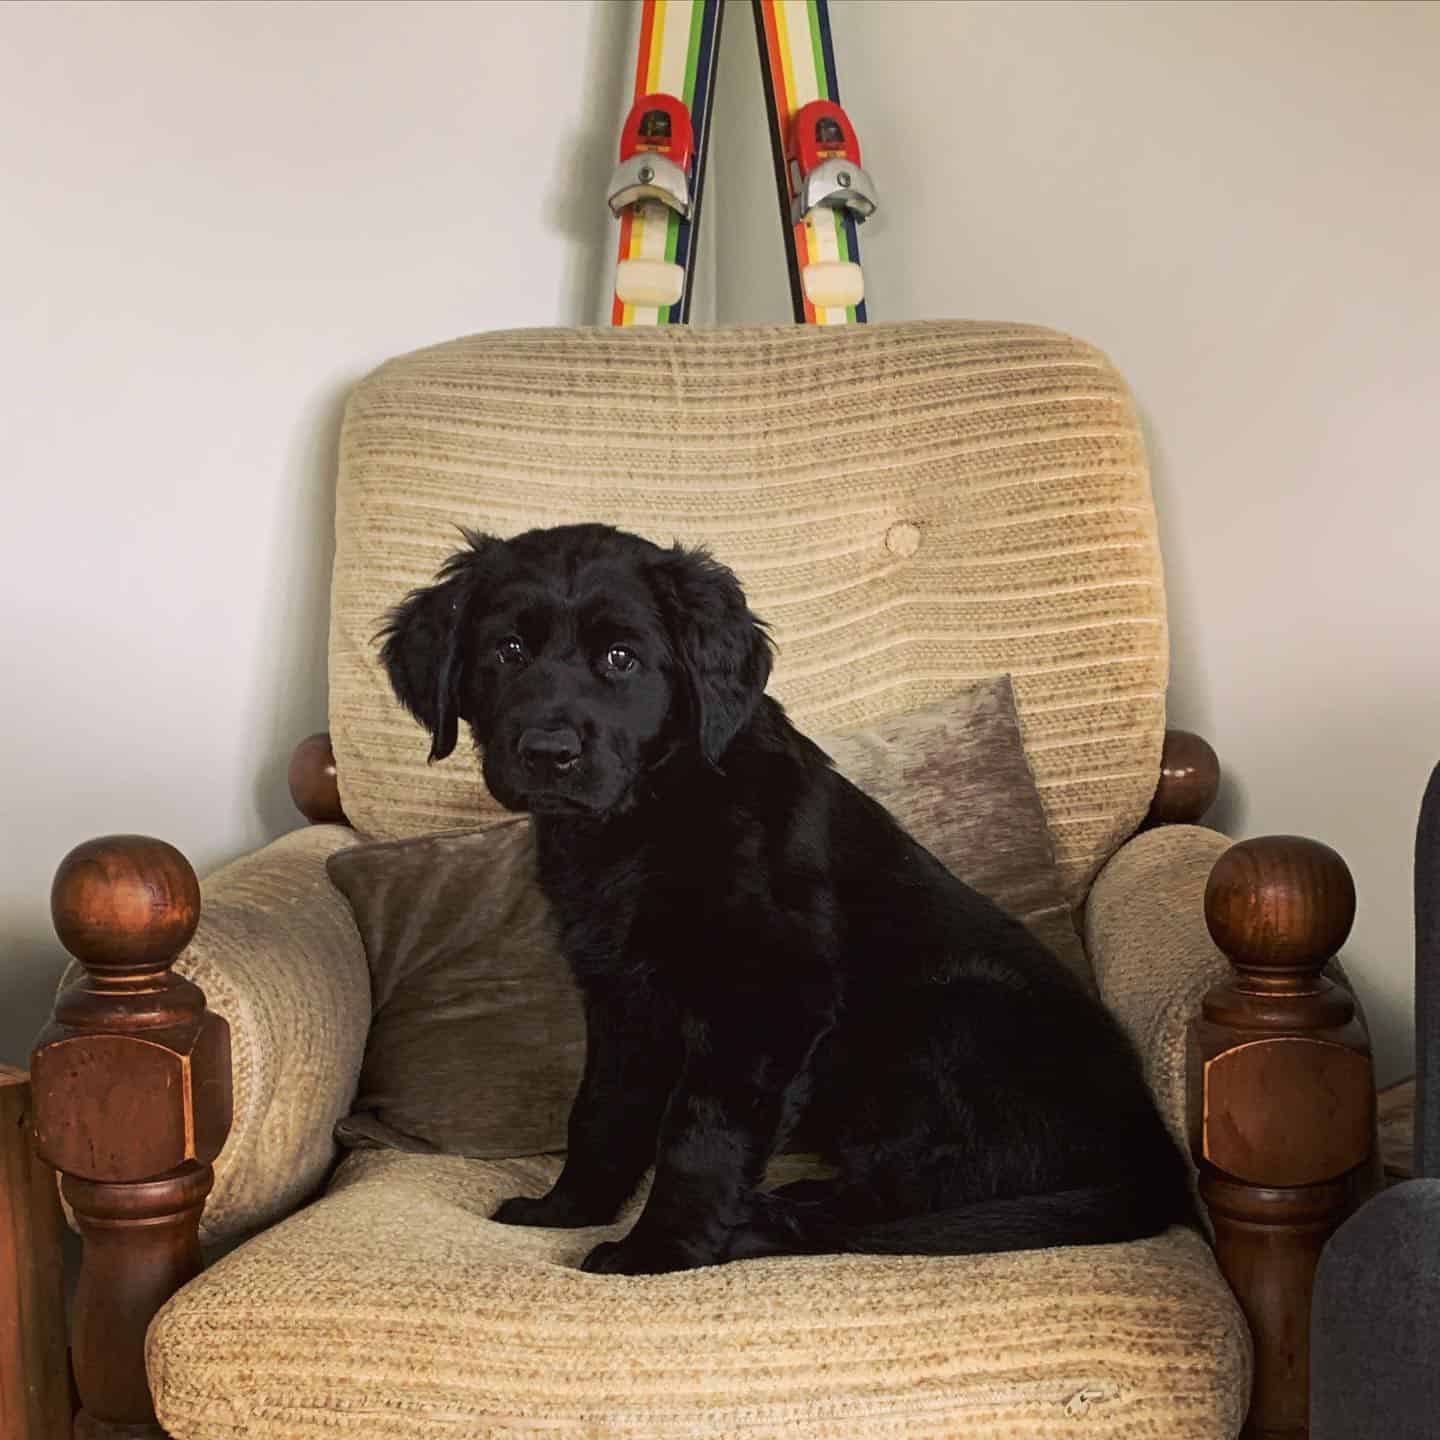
left=517, top=725, right=583, bottom=778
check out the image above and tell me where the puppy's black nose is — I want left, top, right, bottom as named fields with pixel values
left=517, top=725, right=582, bottom=777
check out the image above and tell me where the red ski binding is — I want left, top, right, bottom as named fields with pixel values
left=786, top=99, right=877, bottom=224
left=609, top=93, right=696, bottom=218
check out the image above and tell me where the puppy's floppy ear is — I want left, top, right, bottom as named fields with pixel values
left=377, top=530, right=505, bottom=762
left=648, top=544, right=774, bottom=766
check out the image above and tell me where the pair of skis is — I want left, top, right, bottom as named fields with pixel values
left=607, top=0, right=877, bottom=328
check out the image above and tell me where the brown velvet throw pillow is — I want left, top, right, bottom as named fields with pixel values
left=329, top=821, right=583, bottom=1160
left=328, top=673, right=1085, bottom=1160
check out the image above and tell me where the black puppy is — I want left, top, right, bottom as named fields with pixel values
left=380, top=523, right=1191, bottom=1275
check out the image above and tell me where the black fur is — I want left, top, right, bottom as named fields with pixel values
left=380, top=523, right=1193, bottom=1275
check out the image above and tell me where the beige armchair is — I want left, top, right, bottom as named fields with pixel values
left=33, top=321, right=1374, bottom=1439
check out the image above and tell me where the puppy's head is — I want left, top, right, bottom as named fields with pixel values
left=378, top=524, right=771, bottom=816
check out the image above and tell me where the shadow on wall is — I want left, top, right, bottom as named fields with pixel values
left=8, top=942, right=74, bottom=1066
left=544, top=1, right=635, bottom=326
left=1139, top=408, right=1251, bottom=839
left=247, top=381, right=352, bottom=841
left=1146, top=395, right=1409, bottom=1079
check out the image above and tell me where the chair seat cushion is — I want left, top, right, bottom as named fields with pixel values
left=150, top=1150, right=1249, bottom=1439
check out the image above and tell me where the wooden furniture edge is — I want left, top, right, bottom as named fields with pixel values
left=1190, top=834, right=1376, bottom=1440
left=1, top=1064, right=72, bottom=1438
left=30, top=836, right=233, bottom=1440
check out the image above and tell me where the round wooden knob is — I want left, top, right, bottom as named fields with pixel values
left=1147, top=729, right=1220, bottom=825
left=51, top=835, right=200, bottom=975
left=288, top=731, right=347, bottom=825
left=1205, top=835, right=1355, bottom=974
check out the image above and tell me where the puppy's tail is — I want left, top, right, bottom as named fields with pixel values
left=828, top=1179, right=1185, bottom=1256
left=746, top=1176, right=1189, bottom=1260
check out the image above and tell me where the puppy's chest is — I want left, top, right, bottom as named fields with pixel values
left=535, top=826, right=730, bottom=984
left=536, top=830, right=666, bottom=928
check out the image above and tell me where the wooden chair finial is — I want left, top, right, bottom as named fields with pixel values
left=1205, top=834, right=1356, bottom=975
left=288, top=731, right=348, bottom=825
left=51, top=834, right=200, bottom=977
left=1146, top=728, right=1221, bottom=827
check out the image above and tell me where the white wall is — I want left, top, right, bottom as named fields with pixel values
left=710, top=0, right=1438, bottom=1082
left=0, top=0, right=638, bottom=1062
left=5, top=0, right=1435, bottom=1086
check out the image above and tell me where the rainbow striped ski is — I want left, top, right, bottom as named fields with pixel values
left=753, top=0, right=872, bottom=325
left=608, top=0, right=723, bottom=326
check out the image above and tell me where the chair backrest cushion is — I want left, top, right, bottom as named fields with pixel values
left=330, top=320, right=1168, bottom=901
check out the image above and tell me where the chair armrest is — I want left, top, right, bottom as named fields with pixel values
left=1084, top=823, right=1233, bottom=1147
left=34, top=823, right=368, bottom=1434
left=56, top=824, right=369, bottom=1242
left=1086, top=822, right=1371, bottom=1147
left=1088, top=822, right=1376, bottom=1437
left=190, top=824, right=369, bottom=1238
left=1311, top=1179, right=1440, bottom=1437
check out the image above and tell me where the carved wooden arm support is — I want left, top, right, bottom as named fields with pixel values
left=25, top=743, right=343, bottom=1436
left=1129, top=731, right=1374, bottom=1435
left=31, top=836, right=233, bottom=1440
left=1191, top=836, right=1375, bottom=1440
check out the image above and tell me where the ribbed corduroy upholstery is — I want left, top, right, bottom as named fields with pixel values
left=1086, top=825, right=1233, bottom=1158
left=330, top=322, right=1168, bottom=901
left=150, top=1150, right=1249, bottom=1440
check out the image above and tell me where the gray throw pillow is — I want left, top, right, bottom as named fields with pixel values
left=327, top=673, right=1085, bottom=1160
left=824, top=675, right=1087, bottom=982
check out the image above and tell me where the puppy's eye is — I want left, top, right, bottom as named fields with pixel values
left=496, top=635, right=528, bottom=666
left=605, top=644, right=639, bottom=674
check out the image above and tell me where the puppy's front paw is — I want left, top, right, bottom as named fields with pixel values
left=492, top=1192, right=604, bottom=1228
left=580, top=1239, right=649, bottom=1274
left=580, top=1234, right=702, bottom=1276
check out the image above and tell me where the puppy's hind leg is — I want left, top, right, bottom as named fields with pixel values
left=722, top=1191, right=822, bottom=1261
left=724, top=1178, right=881, bottom=1260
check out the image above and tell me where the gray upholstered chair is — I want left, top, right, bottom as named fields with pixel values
left=1311, top=762, right=1440, bottom=1439
left=33, top=322, right=1377, bottom=1439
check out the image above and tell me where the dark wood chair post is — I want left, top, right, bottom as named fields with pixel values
left=288, top=731, right=348, bottom=826
left=1146, top=728, right=1221, bottom=827
left=30, top=836, right=232, bottom=1440
left=1190, top=836, right=1375, bottom=1440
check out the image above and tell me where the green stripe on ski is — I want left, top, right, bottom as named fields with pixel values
left=806, top=1, right=829, bottom=100
left=658, top=209, right=682, bottom=325
left=682, top=0, right=705, bottom=105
